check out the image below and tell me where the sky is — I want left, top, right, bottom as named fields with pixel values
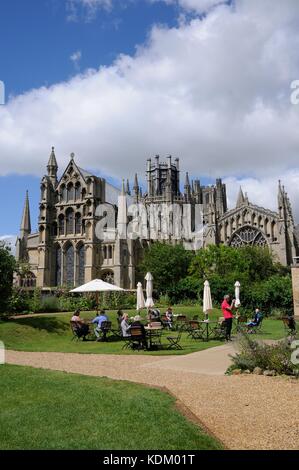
left=1, top=0, right=299, bottom=236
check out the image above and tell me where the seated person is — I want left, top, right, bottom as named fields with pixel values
left=92, top=310, right=109, bottom=342
left=120, top=313, right=131, bottom=338
left=149, top=308, right=161, bottom=322
left=131, top=315, right=148, bottom=349
left=247, top=308, right=263, bottom=331
left=164, top=307, right=173, bottom=329
left=71, top=309, right=89, bottom=340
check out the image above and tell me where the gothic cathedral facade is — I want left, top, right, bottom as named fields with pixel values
left=15, top=148, right=299, bottom=289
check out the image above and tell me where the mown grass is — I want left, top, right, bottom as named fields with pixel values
left=0, top=306, right=289, bottom=355
left=0, top=364, right=222, bottom=450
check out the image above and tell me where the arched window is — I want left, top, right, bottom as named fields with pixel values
left=67, top=183, right=74, bottom=202
left=77, top=244, right=85, bottom=285
left=108, top=246, right=113, bottom=259
left=75, top=213, right=82, bottom=234
left=86, top=178, right=92, bottom=194
left=60, top=185, right=67, bottom=202
left=55, top=246, right=62, bottom=286
left=39, top=226, right=45, bottom=243
left=229, top=226, right=267, bottom=248
left=65, top=244, right=74, bottom=286
left=66, top=208, right=74, bottom=235
left=52, top=222, right=58, bottom=236
left=41, top=184, right=46, bottom=201
left=58, top=215, right=65, bottom=236
left=75, top=183, right=81, bottom=201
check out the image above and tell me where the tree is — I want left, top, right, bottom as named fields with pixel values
left=0, top=242, right=16, bottom=313
left=189, top=245, right=289, bottom=308
left=138, top=242, right=194, bottom=295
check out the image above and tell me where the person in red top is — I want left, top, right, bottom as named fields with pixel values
left=221, top=295, right=235, bottom=341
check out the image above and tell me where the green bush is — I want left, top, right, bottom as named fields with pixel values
left=28, top=288, right=42, bottom=313
left=0, top=243, right=16, bottom=314
left=229, top=334, right=299, bottom=376
left=241, top=275, right=293, bottom=313
left=9, top=289, right=31, bottom=314
left=41, top=296, right=60, bottom=313
left=96, top=292, right=136, bottom=310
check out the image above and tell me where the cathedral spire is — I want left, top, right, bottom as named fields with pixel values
left=20, top=190, right=31, bottom=238
left=184, top=172, right=190, bottom=188
left=133, top=173, right=139, bottom=200
left=126, top=179, right=131, bottom=196
left=121, top=178, right=126, bottom=195
left=278, top=180, right=285, bottom=218
left=236, top=186, right=245, bottom=207
left=184, top=172, right=191, bottom=202
left=133, top=173, right=139, bottom=191
left=47, top=147, right=58, bottom=186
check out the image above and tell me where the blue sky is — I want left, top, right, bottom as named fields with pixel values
left=0, top=0, right=178, bottom=234
left=0, top=0, right=178, bottom=98
left=1, top=0, right=299, bottom=236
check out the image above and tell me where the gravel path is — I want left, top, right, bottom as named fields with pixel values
left=5, top=347, right=299, bottom=450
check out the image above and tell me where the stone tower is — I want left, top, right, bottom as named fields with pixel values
left=15, top=191, right=31, bottom=261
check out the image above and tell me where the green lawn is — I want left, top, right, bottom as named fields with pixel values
left=0, top=364, right=222, bottom=450
left=0, top=306, right=290, bottom=355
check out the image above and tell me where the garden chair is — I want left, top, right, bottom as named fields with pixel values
left=187, top=321, right=204, bottom=340
left=160, top=315, right=169, bottom=328
left=128, top=326, right=146, bottom=351
left=212, top=319, right=226, bottom=340
left=175, top=315, right=188, bottom=331
left=166, top=331, right=183, bottom=350
left=234, top=315, right=247, bottom=333
left=96, top=321, right=112, bottom=342
left=246, top=315, right=264, bottom=334
left=70, top=321, right=89, bottom=341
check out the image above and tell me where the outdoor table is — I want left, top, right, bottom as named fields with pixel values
left=198, top=320, right=218, bottom=341
left=144, top=326, right=163, bottom=349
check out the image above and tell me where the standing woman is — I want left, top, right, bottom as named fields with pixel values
left=221, top=295, right=235, bottom=342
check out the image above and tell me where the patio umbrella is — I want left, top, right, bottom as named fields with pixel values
left=70, top=279, right=125, bottom=314
left=234, top=281, right=241, bottom=308
left=203, top=280, right=213, bottom=320
left=145, top=272, right=154, bottom=308
left=136, top=282, right=146, bottom=311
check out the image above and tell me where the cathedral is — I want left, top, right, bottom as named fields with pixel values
left=15, top=148, right=299, bottom=289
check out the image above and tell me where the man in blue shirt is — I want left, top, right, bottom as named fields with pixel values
left=247, top=308, right=263, bottom=333
left=92, top=310, right=109, bottom=341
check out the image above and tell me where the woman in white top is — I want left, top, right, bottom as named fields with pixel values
left=120, top=313, right=131, bottom=338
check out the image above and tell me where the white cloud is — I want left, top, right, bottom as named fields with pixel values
left=66, top=0, right=113, bottom=22
left=70, top=50, right=82, bottom=70
left=152, top=0, right=226, bottom=13
left=2, top=0, right=299, bottom=220
left=0, top=235, right=17, bottom=255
